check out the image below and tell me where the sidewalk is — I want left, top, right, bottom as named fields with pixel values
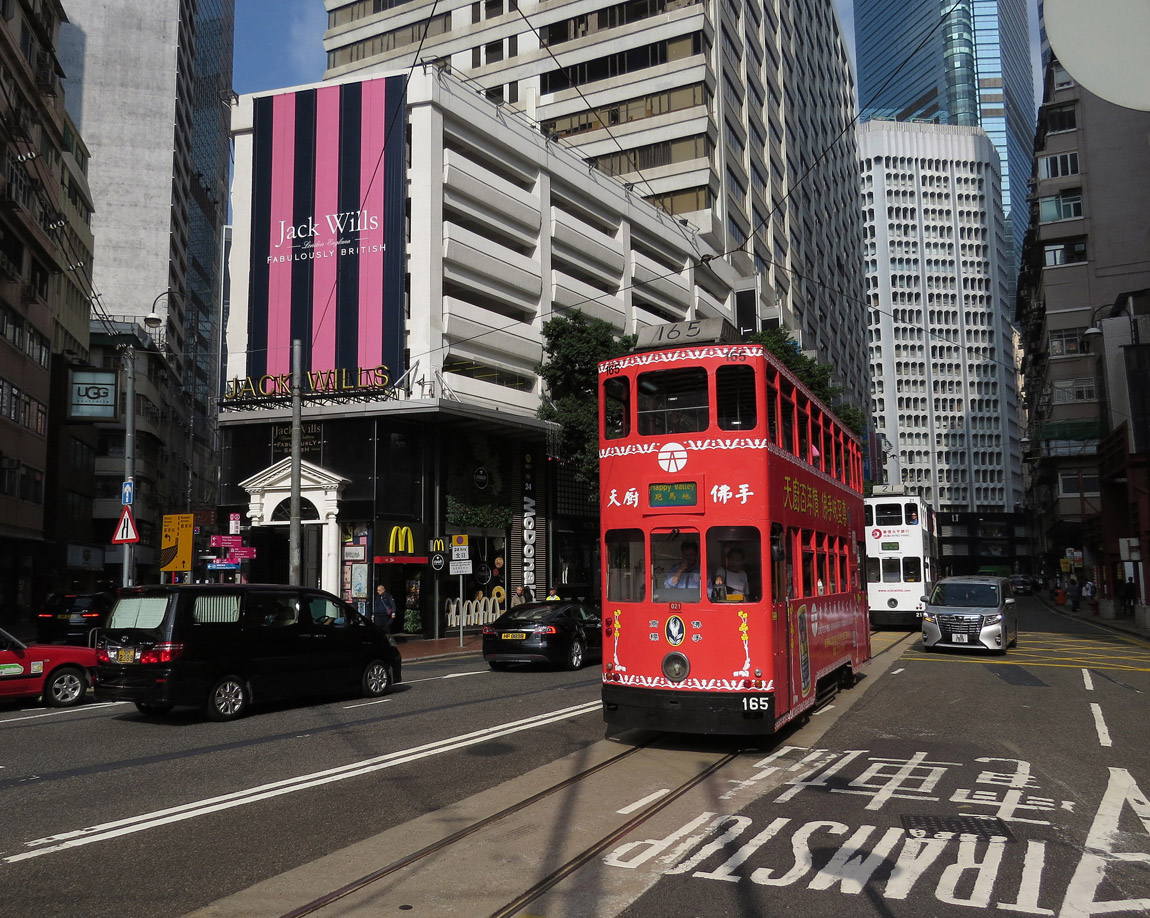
left=393, top=631, right=484, bottom=662
left=1036, top=591, right=1150, bottom=641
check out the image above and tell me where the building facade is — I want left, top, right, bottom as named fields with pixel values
left=859, top=121, right=1026, bottom=572
left=0, top=1, right=105, bottom=628
left=322, top=0, right=869, bottom=408
left=58, top=0, right=234, bottom=585
left=1016, top=54, right=1150, bottom=615
left=855, top=0, right=1033, bottom=302
left=222, top=69, right=845, bottom=633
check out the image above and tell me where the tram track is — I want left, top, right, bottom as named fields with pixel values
left=277, top=734, right=742, bottom=918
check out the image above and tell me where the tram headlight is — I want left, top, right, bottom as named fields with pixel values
left=887, top=598, right=898, bottom=609
left=661, top=652, right=690, bottom=683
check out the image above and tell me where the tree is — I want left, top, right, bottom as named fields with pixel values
left=537, top=312, right=635, bottom=498
left=750, top=326, right=865, bottom=436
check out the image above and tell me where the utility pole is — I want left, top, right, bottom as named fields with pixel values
left=122, top=346, right=135, bottom=587
left=289, top=339, right=302, bottom=585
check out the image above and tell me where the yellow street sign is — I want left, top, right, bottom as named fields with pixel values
left=161, top=513, right=195, bottom=572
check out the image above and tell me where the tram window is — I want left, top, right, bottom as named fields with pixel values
left=771, top=523, right=786, bottom=602
left=905, top=502, right=920, bottom=524
left=781, top=396, right=795, bottom=454
left=881, top=558, right=901, bottom=582
left=603, top=377, right=630, bottom=440
left=864, top=504, right=873, bottom=527
left=605, top=529, right=645, bottom=602
left=797, top=400, right=810, bottom=462
left=651, top=528, right=702, bottom=603
left=810, top=411, right=824, bottom=470
left=765, top=379, right=779, bottom=444
left=801, top=531, right=815, bottom=597
left=816, top=536, right=828, bottom=594
left=716, top=365, right=757, bottom=430
left=705, top=526, right=761, bottom=602
left=874, top=503, right=902, bottom=526
left=866, top=557, right=881, bottom=582
left=903, top=557, right=922, bottom=583
left=637, top=368, right=708, bottom=436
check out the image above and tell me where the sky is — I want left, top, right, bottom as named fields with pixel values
left=233, top=0, right=327, bottom=96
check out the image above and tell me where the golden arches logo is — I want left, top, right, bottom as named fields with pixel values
left=430, top=538, right=447, bottom=554
left=389, top=526, right=414, bottom=554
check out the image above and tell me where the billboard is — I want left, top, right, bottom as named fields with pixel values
left=246, top=76, right=407, bottom=390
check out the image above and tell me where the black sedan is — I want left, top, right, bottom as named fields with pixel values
left=483, top=600, right=601, bottom=670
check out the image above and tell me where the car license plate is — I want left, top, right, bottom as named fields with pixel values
left=58, top=613, right=71, bottom=620
left=502, top=632, right=526, bottom=640
left=951, top=633, right=969, bottom=643
left=116, top=648, right=136, bottom=663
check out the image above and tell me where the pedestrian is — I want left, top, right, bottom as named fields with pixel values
left=373, top=583, right=397, bottom=633
left=1123, top=579, right=1139, bottom=615
left=510, top=585, right=527, bottom=607
left=546, top=587, right=560, bottom=601
left=1068, top=578, right=1081, bottom=612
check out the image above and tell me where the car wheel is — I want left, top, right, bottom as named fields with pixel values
left=564, top=638, right=585, bottom=671
left=488, top=660, right=509, bottom=671
left=135, top=701, right=174, bottom=716
left=362, top=660, right=393, bottom=697
left=206, top=675, right=249, bottom=721
left=44, top=666, right=86, bottom=707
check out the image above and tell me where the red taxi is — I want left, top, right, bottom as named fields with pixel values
left=0, top=626, right=97, bottom=707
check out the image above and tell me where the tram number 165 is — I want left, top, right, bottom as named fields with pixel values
left=742, top=696, right=770, bottom=711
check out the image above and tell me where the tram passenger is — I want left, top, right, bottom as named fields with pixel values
left=664, top=541, right=701, bottom=589
left=711, top=547, right=750, bottom=601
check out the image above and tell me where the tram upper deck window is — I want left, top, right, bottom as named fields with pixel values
left=874, top=502, right=902, bottom=526
left=637, top=368, right=708, bottom=435
left=605, top=528, right=645, bottom=602
left=905, top=502, right=920, bottom=524
left=652, top=528, right=702, bottom=603
left=716, top=365, right=756, bottom=430
left=603, top=377, right=630, bottom=440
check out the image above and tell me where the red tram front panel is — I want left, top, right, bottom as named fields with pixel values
left=598, top=342, right=867, bottom=735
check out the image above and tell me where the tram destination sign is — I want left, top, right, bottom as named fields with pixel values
left=649, top=481, right=698, bottom=507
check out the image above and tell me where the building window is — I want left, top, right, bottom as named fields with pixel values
left=1046, top=104, right=1076, bottom=133
left=1038, top=191, right=1081, bottom=222
left=1043, top=238, right=1087, bottom=266
left=1059, top=470, right=1099, bottom=496
left=1038, top=152, right=1079, bottom=179
left=1052, top=377, right=1096, bottom=403
left=1049, top=327, right=1086, bottom=356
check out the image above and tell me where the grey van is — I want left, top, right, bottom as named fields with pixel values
left=95, top=584, right=402, bottom=720
left=920, top=575, right=1017, bottom=654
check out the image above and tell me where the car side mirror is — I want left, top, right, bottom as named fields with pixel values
left=1005, top=597, right=1016, bottom=606
left=921, top=595, right=931, bottom=604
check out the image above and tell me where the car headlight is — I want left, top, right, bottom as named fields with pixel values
left=983, top=613, right=1003, bottom=624
left=922, top=612, right=935, bottom=623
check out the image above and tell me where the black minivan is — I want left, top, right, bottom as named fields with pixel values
left=95, top=584, right=402, bottom=720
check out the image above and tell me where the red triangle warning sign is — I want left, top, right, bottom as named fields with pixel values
left=111, top=505, right=140, bottom=544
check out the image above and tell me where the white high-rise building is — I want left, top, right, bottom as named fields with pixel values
left=322, top=0, right=869, bottom=407
left=859, top=121, right=1022, bottom=512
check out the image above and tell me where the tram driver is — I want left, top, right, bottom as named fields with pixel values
left=664, top=540, right=701, bottom=589
left=711, top=546, right=750, bottom=601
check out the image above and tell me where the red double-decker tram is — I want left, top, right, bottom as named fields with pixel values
left=598, top=321, right=869, bottom=735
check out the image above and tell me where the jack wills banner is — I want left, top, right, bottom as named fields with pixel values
left=247, top=76, right=406, bottom=385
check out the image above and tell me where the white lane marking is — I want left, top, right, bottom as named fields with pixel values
left=0, top=702, right=127, bottom=725
left=405, top=670, right=490, bottom=685
left=813, top=705, right=836, bottom=716
left=617, top=789, right=670, bottom=814
left=1082, top=668, right=1094, bottom=691
left=1089, top=703, right=1112, bottom=747
left=890, top=668, right=905, bottom=675
left=4, top=700, right=601, bottom=864
left=342, top=698, right=393, bottom=710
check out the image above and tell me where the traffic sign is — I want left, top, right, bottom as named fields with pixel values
left=227, top=547, right=257, bottom=560
left=452, top=545, right=469, bottom=560
left=449, top=559, right=473, bottom=576
left=111, top=506, right=139, bottom=544
left=122, top=480, right=134, bottom=506
left=211, top=535, right=243, bottom=548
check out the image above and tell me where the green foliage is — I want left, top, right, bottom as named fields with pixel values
left=751, top=327, right=865, bottom=436
left=537, top=312, right=635, bottom=497
left=444, top=434, right=511, bottom=529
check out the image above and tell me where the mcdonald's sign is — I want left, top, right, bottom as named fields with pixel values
left=389, top=525, right=415, bottom=554
left=429, top=538, right=447, bottom=554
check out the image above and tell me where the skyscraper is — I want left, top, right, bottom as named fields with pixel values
left=322, top=0, right=869, bottom=407
left=59, top=0, right=234, bottom=583
left=855, top=0, right=1033, bottom=291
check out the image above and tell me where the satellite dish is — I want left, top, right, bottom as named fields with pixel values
left=1044, top=0, right=1150, bottom=111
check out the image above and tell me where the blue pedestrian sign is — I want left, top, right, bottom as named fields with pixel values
left=122, top=480, right=134, bottom=506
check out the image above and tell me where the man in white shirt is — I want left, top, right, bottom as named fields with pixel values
left=711, top=547, right=749, bottom=601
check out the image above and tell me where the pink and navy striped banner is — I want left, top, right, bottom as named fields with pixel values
left=247, top=76, right=406, bottom=385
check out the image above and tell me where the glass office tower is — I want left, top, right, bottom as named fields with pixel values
left=855, top=0, right=1034, bottom=291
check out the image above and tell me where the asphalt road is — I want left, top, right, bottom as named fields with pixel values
left=3, top=599, right=1148, bottom=918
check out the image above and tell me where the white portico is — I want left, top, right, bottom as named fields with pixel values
left=239, top=458, right=348, bottom=594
